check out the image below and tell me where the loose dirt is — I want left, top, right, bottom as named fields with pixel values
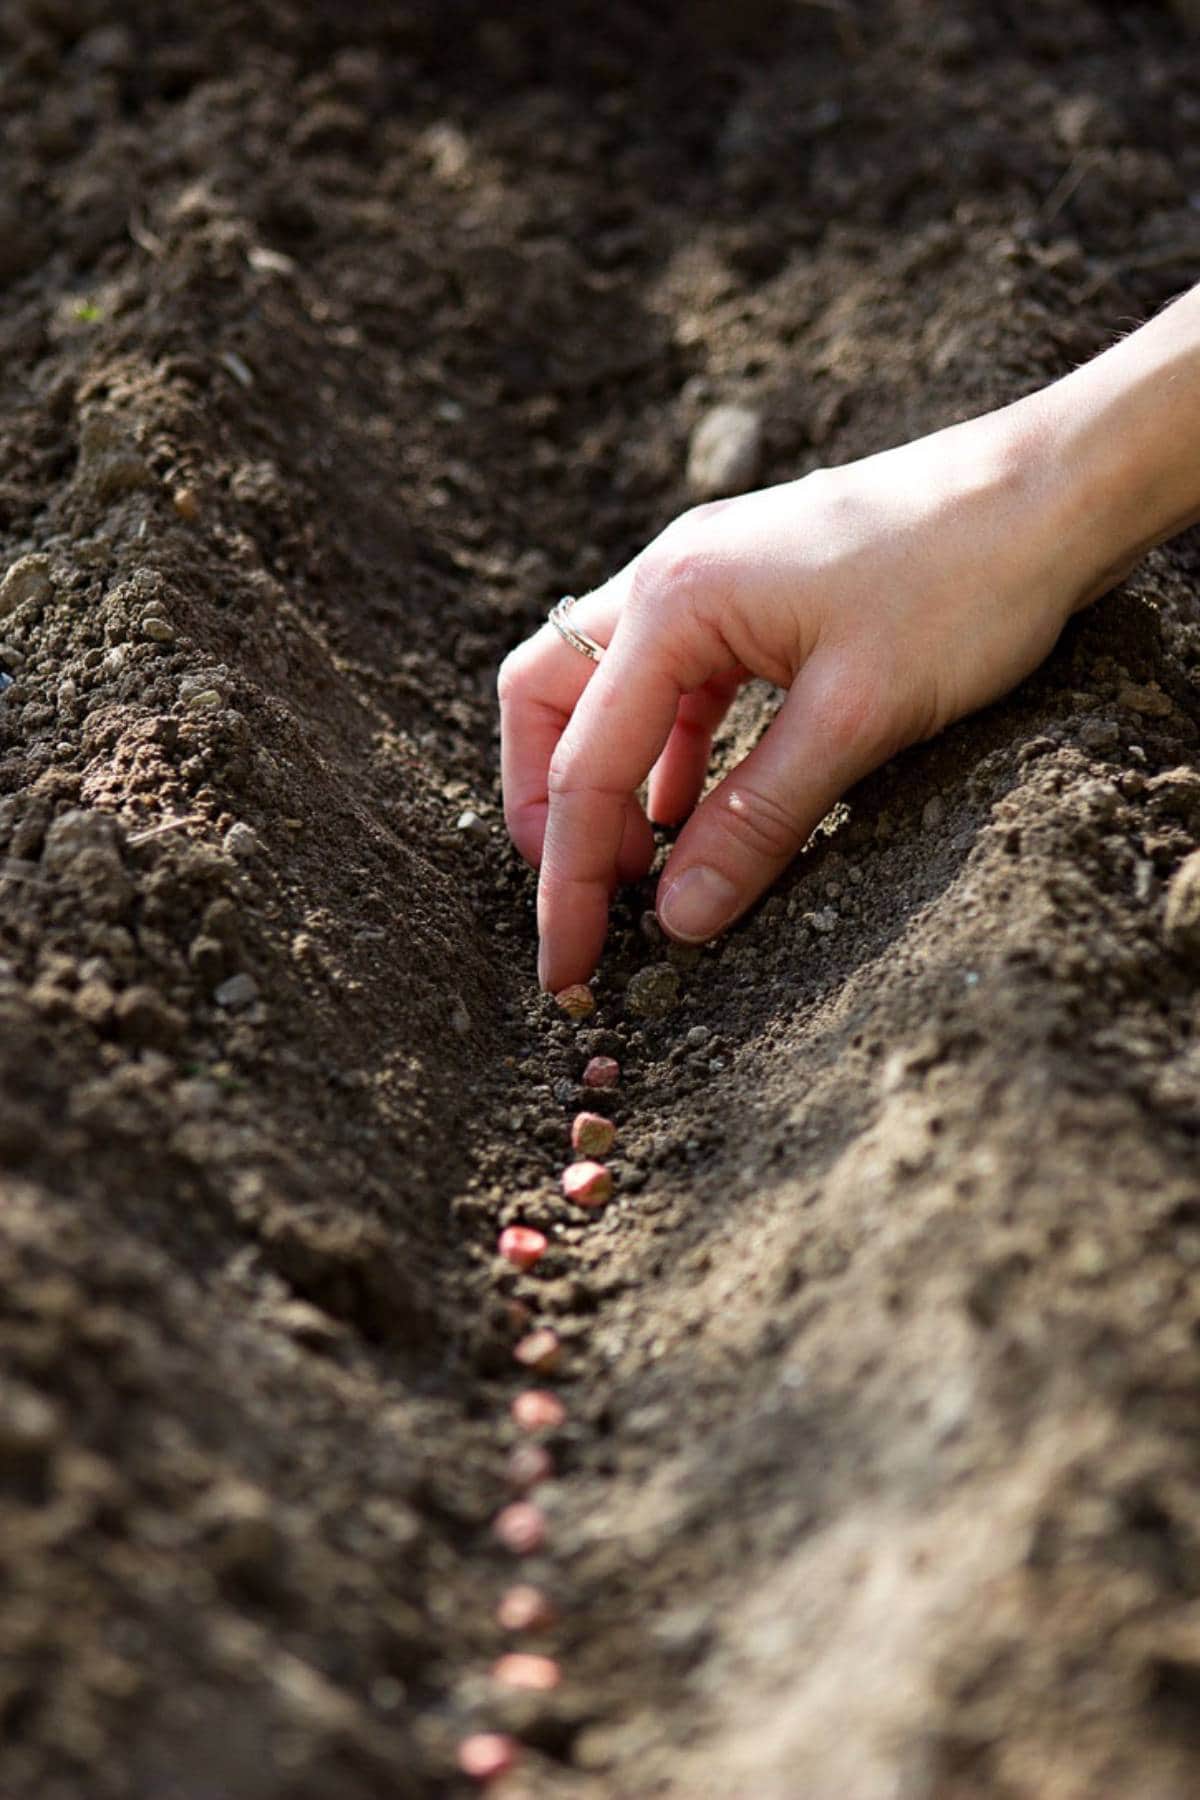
left=4, top=2, right=1200, bottom=1795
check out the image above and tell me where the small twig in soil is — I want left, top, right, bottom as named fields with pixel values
left=1040, top=152, right=1100, bottom=226
left=127, top=814, right=205, bottom=847
left=128, top=212, right=166, bottom=259
left=218, top=350, right=255, bottom=389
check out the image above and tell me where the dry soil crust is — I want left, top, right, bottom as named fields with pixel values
left=4, top=2, right=1200, bottom=1796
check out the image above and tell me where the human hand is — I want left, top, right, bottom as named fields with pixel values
left=499, top=397, right=1123, bottom=991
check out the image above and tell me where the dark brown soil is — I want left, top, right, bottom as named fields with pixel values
left=5, top=1, right=1200, bottom=1794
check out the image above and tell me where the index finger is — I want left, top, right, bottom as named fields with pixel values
left=536, top=602, right=722, bottom=988
left=499, top=591, right=655, bottom=880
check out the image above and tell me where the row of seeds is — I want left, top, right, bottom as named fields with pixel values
left=458, top=988, right=620, bottom=1788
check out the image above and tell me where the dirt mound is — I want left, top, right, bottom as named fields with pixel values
left=4, top=1, right=1200, bottom=1794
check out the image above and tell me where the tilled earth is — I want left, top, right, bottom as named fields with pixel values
left=5, top=1, right=1200, bottom=1795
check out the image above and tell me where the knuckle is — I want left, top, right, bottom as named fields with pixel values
left=682, top=498, right=728, bottom=530
left=716, top=780, right=805, bottom=863
left=546, top=741, right=581, bottom=797
left=631, top=514, right=713, bottom=614
left=807, top=654, right=902, bottom=771
left=496, top=647, right=526, bottom=702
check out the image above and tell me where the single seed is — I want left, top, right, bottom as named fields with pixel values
left=458, top=1732, right=521, bottom=1783
left=562, top=1161, right=613, bottom=1208
left=571, top=1111, right=615, bottom=1157
left=582, top=1055, right=620, bottom=1089
left=493, top=1500, right=547, bottom=1554
left=497, top=1584, right=558, bottom=1633
left=513, top=1327, right=561, bottom=1373
left=492, top=1652, right=562, bottom=1692
left=511, top=1389, right=566, bottom=1432
left=507, top=1442, right=554, bottom=1490
left=172, top=486, right=201, bottom=522
left=498, top=1226, right=548, bottom=1272
left=555, top=983, right=595, bottom=1021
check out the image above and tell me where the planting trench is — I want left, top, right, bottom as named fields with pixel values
left=5, top=1, right=1200, bottom=1795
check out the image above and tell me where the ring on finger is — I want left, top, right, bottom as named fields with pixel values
left=548, top=595, right=605, bottom=664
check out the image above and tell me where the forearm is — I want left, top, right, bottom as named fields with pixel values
left=1027, top=282, right=1200, bottom=606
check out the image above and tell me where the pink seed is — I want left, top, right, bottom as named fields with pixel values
left=562, top=1160, right=613, bottom=1208
left=507, top=1442, right=554, bottom=1490
left=493, top=1500, right=547, bottom=1554
left=571, top=1111, right=615, bottom=1157
left=511, top=1389, right=566, bottom=1432
left=554, top=983, right=595, bottom=1021
left=582, top=1055, right=620, bottom=1089
left=492, top=1652, right=562, bottom=1692
left=497, top=1584, right=558, bottom=1632
left=498, top=1226, right=548, bottom=1271
left=513, top=1328, right=561, bottom=1373
left=458, top=1732, right=521, bottom=1782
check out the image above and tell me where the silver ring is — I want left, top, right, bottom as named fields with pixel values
left=548, top=595, right=604, bottom=664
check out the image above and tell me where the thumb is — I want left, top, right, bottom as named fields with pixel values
left=655, top=653, right=889, bottom=944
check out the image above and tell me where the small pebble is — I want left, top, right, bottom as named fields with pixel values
left=571, top=1111, right=616, bottom=1157
left=493, top=1501, right=547, bottom=1555
left=1079, top=717, right=1120, bottom=753
left=513, top=1328, right=562, bottom=1373
left=562, top=1161, right=613, bottom=1208
left=498, top=1226, right=548, bottom=1272
left=213, top=973, right=259, bottom=1010
left=624, top=962, right=680, bottom=1019
left=0, top=554, right=53, bottom=618
left=247, top=244, right=298, bottom=275
left=1165, top=850, right=1200, bottom=962
left=492, top=1653, right=561, bottom=1692
left=458, top=1732, right=522, bottom=1783
left=142, top=615, right=175, bottom=643
left=554, top=983, right=595, bottom=1021
left=497, top=1584, right=558, bottom=1633
left=456, top=808, right=489, bottom=838
left=582, top=1055, right=620, bottom=1089
left=223, top=821, right=260, bottom=860
left=686, top=403, right=763, bottom=500
left=511, top=1390, right=566, bottom=1432
left=507, top=1443, right=554, bottom=1490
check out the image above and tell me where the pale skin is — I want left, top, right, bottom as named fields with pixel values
left=499, top=283, right=1200, bottom=991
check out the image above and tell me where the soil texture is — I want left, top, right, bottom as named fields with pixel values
left=4, top=1, right=1200, bottom=1795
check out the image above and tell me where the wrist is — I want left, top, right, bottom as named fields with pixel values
left=1022, top=287, right=1200, bottom=611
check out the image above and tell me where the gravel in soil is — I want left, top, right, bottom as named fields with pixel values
left=4, top=2, right=1200, bottom=1796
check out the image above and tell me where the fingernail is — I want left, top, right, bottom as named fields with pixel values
left=658, top=865, right=739, bottom=942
